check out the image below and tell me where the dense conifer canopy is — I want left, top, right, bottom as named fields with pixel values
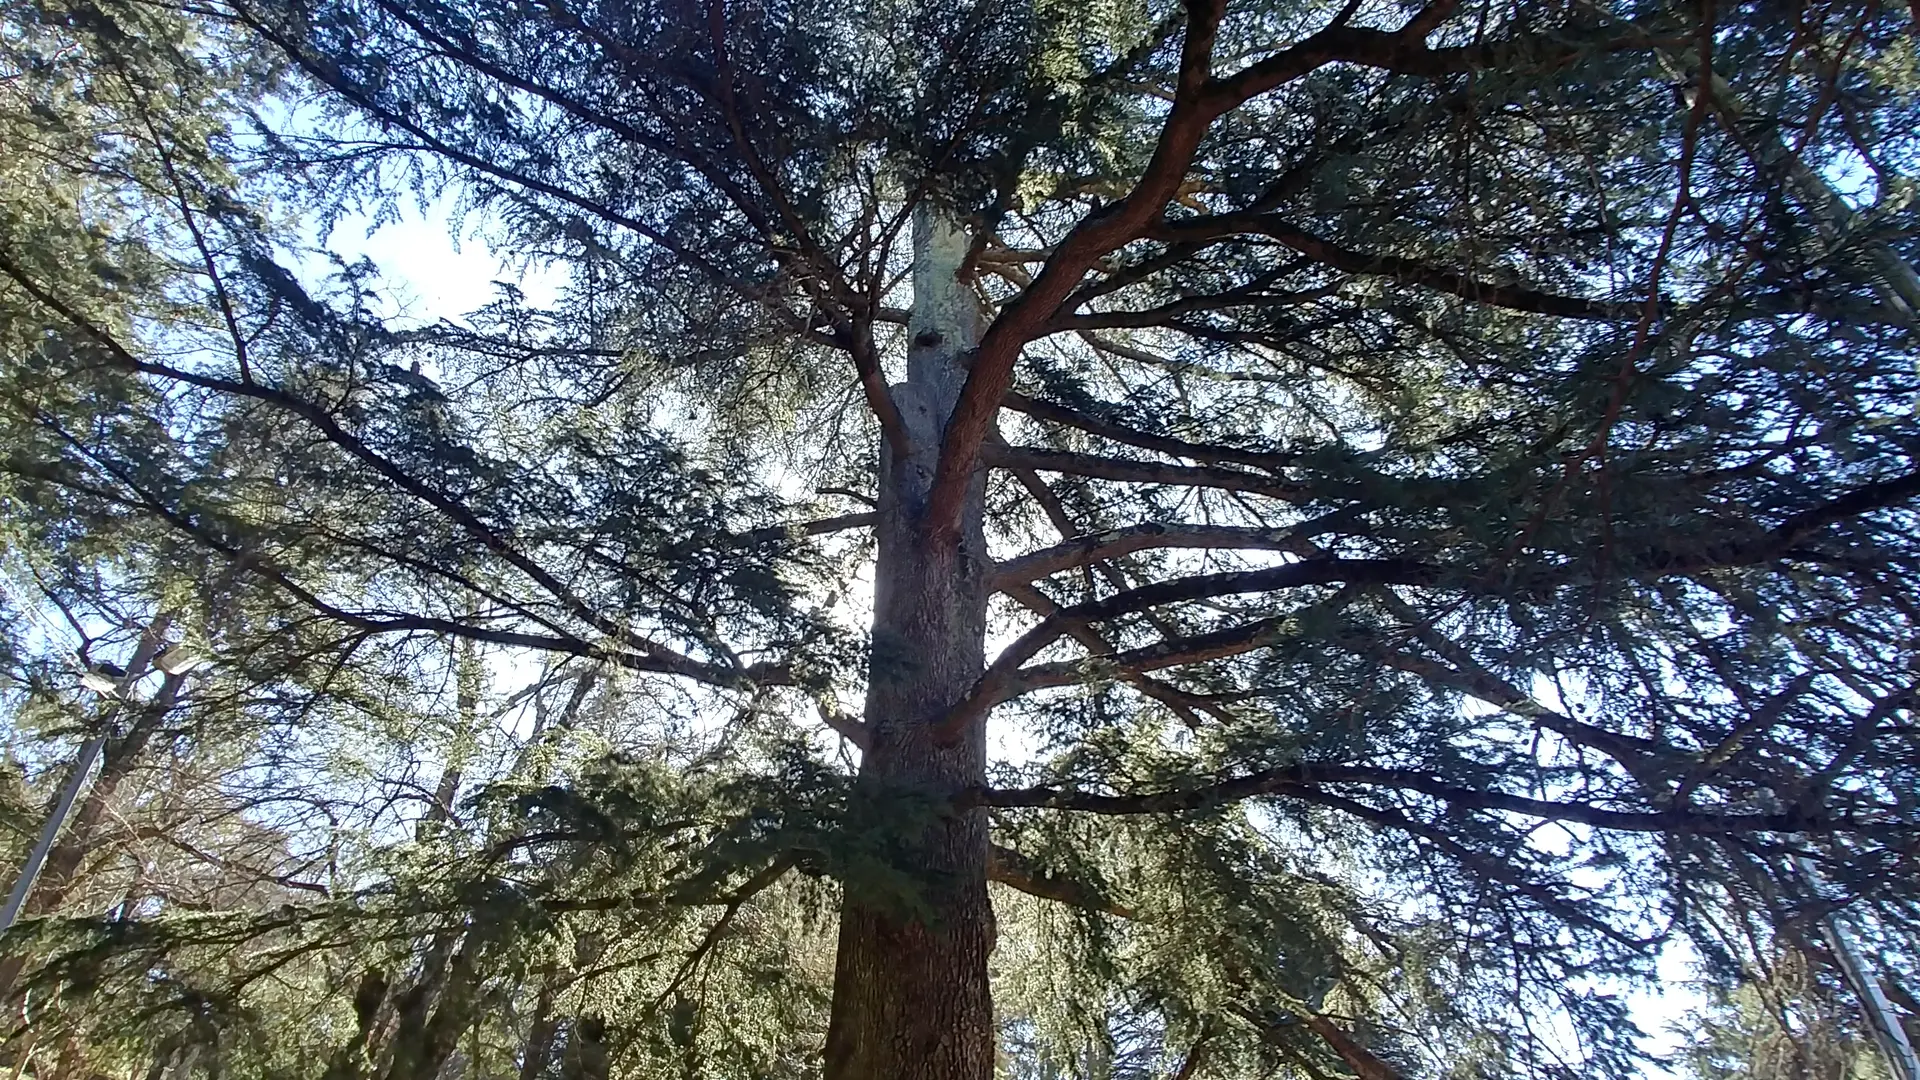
left=2, top=0, right=1918, bottom=1076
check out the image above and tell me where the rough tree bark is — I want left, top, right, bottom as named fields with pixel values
left=822, top=210, right=996, bottom=1080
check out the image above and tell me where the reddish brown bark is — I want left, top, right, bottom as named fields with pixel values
left=822, top=211, right=996, bottom=1080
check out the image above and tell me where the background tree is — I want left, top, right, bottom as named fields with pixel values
left=3, top=0, right=1920, bottom=1077
left=1674, top=947, right=1897, bottom=1080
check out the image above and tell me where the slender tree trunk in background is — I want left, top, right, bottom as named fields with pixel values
left=516, top=978, right=559, bottom=1080
left=421, top=634, right=480, bottom=838
left=323, top=969, right=390, bottom=1080
left=558, top=1016, right=610, bottom=1080
left=378, top=936, right=479, bottom=1080
left=822, top=211, right=995, bottom=1080
left=0, top=668, right=182, bottom=1004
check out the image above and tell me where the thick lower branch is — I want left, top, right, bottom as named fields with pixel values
left=986, top=844, right=1136, bottom=919
left=991, top=519, right=1349, bottom=590
left=1005, top=615, right=1295, bottom=698
left=1002, top=391, right=1298, bottom=473
left=1149, top=215, right=1630, bottom=320
left=975, top=764, right=1905, bottom=835
left=986, top=445, right=1311, bottom=501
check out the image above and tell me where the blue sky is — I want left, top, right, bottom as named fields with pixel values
left=320, top=193, right=565, bottom=325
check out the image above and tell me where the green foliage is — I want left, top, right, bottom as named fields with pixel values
left=4, top=0, right=1920, bottom=1076
left=1674, top=947, right=1897, bottom=1080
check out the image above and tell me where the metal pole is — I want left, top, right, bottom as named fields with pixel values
left=0, top=734, right=108, bottom=935
left=1796, top=856, right=1920, bottom=1080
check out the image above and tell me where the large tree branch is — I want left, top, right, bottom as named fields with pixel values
left=812, top=695, right=873, bottom=750
left=957, top=465, right=1920, bottom=743
left=1002, top=582, right=1225, bottom=728
left=991, top=518, right=1351, bottom=590
left=1776, top=466, right=1920, bottom=539
left=987, top=844, right=1137, bottom=919
left=986, top=445, right=1312, bottom=501
left=1346, top=588, right=1680, bottom=781
left=0, top=253, right=767, bottom=690
left=998, top=464, right=1233, bottom=726
left=1359, top=640, right=1676, bottom=782
left=1290, top=788, right=1648, bottom=946
left=1649, top=466, right=1920, bottom=571
left=1047, top=560, right=1439, bottom=624
left=985, top=465, right=1920, bottom=613
left=1149, top=215, right=1631, bottom=319
left=718, top=512, right=878, bottom=548
left=975, top=763, right=1907, bottom=835
left=53, top=455, right=771, bottom=681
left=1050, top=282, right=1343, bottom=330
left=1301, top=1017, right=1404, bottom=1080
left=1002, top=390, right=1297, bottom=473
left=926, top=1, right=1638, bottom=536
left=1202, top=19, right=1660, bottom=106
left=934, top=560, right=1425, bottom=742
left=1002, top=614, right=1294, bottom=699
left=923, top=0, right=1236, bottom=539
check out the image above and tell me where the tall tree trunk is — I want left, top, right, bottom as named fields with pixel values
left=823, top=210, right=995, bottom=1080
